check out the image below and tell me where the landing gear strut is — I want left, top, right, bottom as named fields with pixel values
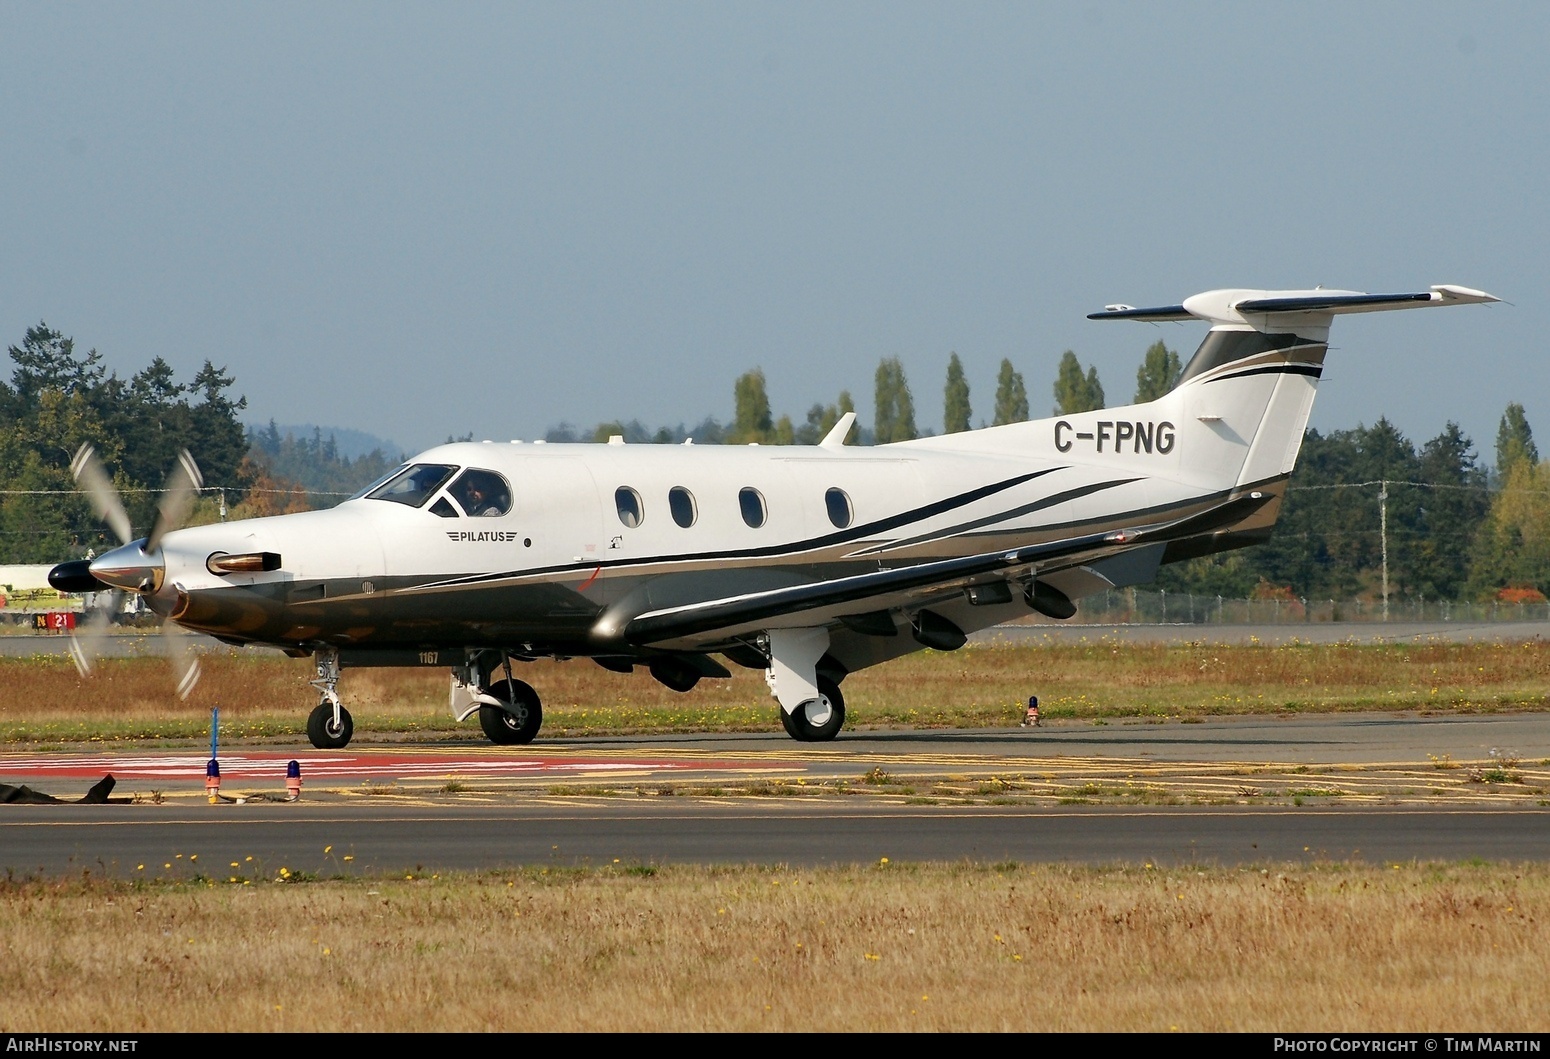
left=307, top=647, right=353, bottom=749
left=766, top=627, right=846, bottom=742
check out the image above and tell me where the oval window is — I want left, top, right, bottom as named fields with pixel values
left=669, top=486, right=697, bottom=528
left=739, top=487, right=767, bottom=528
left=615, top=486, right=644, bottom=528
left=825, top=487, right=853, bottom=529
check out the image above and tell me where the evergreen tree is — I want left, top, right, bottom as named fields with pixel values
left=1134, top=340, right=1182, bottom=403
left=729, top=368, right=774, bottom=444
left=1053, top=351, right=1104, bottom=414
left=5, top=323, right=104, bottom=404
left=0, top=323, right=251, bottom=561
left=873, top=358, right=917, bottom=444
left=1411, top=423, right=1489, bottom=599
left=992, top=359, right=1029, bottom=425
left=1495, top=402, right=1537, bottom=482
left=943, top=353, right=971, bottom=433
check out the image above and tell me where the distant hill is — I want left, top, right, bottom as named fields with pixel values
left=243, top=421, right=404, bottom=503
left=260, top=423, right=405, bottom=462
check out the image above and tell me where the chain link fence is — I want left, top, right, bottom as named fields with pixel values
left=1070, top=588, right=1550, bottom=625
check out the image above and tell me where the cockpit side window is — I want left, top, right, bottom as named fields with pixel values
left=449, top=468, right=513, bottom=517
left=365, top=464, right=458, bottom=508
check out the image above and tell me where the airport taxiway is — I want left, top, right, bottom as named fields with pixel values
left=2, top=712, right=1547, bottom=876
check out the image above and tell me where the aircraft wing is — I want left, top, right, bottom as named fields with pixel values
left=623, top=491, right=1271, bottom=648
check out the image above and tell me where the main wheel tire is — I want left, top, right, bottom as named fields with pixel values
left=307, top=702, right=353, bottom=749
left=779, top=703, right=802, bottom=739
left=479, top=678, right=543, bottom=745
left=787, top=678, right=845, bottom=742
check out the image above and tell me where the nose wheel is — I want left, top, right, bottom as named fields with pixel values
left=306, top=702, right=354, bottom=749
left=306, top=646, right=353, bottom=749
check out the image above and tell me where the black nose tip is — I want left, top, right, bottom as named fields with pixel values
left=48, top=559, right=105, bottom=593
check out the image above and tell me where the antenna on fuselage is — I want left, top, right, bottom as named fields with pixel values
left=819, top=412, right=856, bottom=450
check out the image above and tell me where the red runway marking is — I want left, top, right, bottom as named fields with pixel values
left=0, top=751, right=755, bottom=782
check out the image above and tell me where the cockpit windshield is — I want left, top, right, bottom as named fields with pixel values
left=349, top=465, right=408, bottom=501
left=364, top=464, right=458, bottom=508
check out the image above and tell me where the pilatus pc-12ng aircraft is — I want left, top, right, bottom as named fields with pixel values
left=50, top=283, right=1498, bottom=748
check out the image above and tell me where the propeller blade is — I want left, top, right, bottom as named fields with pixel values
left=70, top=444, right=133, bottom=546
left=163, top=620, right=202, bottom=701
left=146, top=450, right=203, bottom=553
left=67, top=589, right=124, bottom=678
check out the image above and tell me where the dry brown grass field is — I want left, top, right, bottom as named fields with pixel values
left=2, top=637, right=1549, bottom=743
left=2, top=862, right=1546, bottom=1032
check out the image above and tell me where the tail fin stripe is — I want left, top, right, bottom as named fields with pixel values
left=1208, top=364, right=1324, bottom=384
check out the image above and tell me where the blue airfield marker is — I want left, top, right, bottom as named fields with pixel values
left=207, top=707, right=220, bottom=802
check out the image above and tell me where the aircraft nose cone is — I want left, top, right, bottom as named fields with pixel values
left=89, top=540, right=164, bottom=593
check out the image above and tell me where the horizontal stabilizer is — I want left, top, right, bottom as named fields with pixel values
left=1090, top=284, right=1498, bottom=327
left=1234, top=292, right=1435, bottom=314
left=623, top=491, right=1272, bottom=646
left=1087, top=304, right=1191, bottom=321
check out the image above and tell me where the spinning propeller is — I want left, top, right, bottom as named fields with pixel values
left=51, top=444, right=206, bottom=700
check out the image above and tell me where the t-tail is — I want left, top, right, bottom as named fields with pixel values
left=1087, top=283, right=1499, bottom=493
left=914, top=283, right=1498, bottom=564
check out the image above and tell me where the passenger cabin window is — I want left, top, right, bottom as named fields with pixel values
left=739, top=487, right=767, bottom=528
left=615, top=486, right=644, bottom=528
left=366, top=464, right=457, bottom=508
left=825, top=487, right=853, bottom=529
left=449, top=469, right=512, bottom=517
left=669, top=486, right=697, bottom=528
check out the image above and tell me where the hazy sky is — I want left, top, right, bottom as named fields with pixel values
left=2, top=2, right=1541, bottom=459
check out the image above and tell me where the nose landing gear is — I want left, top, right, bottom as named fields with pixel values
left=307, top=647, right=354, bottom=749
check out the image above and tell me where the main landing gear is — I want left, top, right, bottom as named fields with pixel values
left=779, top=676, right=845, bottom=742
left=765, top=628, right=846, bottom=742
left=307, top=647, right=353, bottom=749
left=452, top=652, right=544, bottom=746
left=477, top=677, right=543, bottom=745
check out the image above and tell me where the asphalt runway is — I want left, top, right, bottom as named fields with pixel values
left=4, top=802, right=1548, bottom=877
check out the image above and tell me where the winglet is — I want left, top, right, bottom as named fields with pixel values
left=819, top=412, right=856, bottom=450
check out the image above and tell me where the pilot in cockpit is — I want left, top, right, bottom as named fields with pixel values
left=462, top=479, right=502, bottom=517
left=447, top=468, right=510, bottom=517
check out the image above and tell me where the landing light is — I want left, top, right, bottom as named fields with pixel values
left=207, top=552, right=283, bottom=574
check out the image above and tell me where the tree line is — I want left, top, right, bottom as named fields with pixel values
left=2, top=321, right=1544, bottom=606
